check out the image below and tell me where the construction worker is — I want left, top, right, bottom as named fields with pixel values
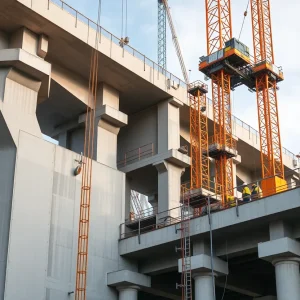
left=227, top=195, right=236, bottom=207
left=242, top=184, right=251, bottom=202
left=251, top=183, right=262, bottom=200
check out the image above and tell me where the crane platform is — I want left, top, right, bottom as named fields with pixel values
left=180, top=187, right=220, bottom=208
left=199, top=38, right=250, bottom=77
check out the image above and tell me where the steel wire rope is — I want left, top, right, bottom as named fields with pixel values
left=220, top=240, right=228, bottom=300
left=208, top=197, right=216, bottom=300
left=238, top=0, right=250, bottom=40
left=121, top=0, right=124, bottom=38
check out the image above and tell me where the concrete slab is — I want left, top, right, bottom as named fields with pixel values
left=258, top=238, right=300, bottom=262
left=178, top=254, right=228, bottom=276
left=107, top=270, right=151, bottom=288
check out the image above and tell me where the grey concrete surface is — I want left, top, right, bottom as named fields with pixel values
left=107, top=270, right=150, bottom=289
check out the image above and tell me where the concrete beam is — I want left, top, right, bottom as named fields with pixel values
left=119, top=188, right=300, bottom=257
left=253, top=297, right=277, bottom=300
left=107, top=270, right=150, bottom=289
left=119, top=149, right=190, bottom=173
left=178, top=254, right=228, bottom=276
left=258, top=237, right=300, bottom=262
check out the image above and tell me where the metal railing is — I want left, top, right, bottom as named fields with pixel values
left=119, top=168, right=300, bottom=240
left=129, top=204, right=158, bottom=222
left=47, top=0, right=294, bottom=160
left=117, top=143, right=155, bottom=167
left=206, top=97, right=295, bottom=159
left=48, top=0, right=187, bottom=89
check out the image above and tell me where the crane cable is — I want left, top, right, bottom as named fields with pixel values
left=75, top=0, right=102, bottom=299
left=238, top=0, right=250, bottom=40
left=121, top=0, right=128, bottom=38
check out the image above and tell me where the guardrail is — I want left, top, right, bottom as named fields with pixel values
left=48, top=0, right=294, bottom=160
left=206, top=97, right=295, bottom=159
left=120, top=168, right=300, bottom=240
left=117, top=143, right=155, bottom=167
left=48, top=0, right=187, bottom=89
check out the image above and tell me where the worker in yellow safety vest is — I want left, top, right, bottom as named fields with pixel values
left=251, top=183, right=262, bottom=200
left=242, top=184, right=251, bottom=202
left=227, top=195, right=236, bottom=207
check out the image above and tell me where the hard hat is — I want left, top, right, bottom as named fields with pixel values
left=252, top=183, right=257, bottom=187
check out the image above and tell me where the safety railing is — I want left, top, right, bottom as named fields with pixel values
left=119, top=168, right=300, bottom=240
left=129, top=204, right=158, bottom=222
left=181, top=179, right=218, bottom=195
left=188, top=80, right=208, bottom=93
left=48, top=0, right=294, bottom=160
left=117, top=143, right=155, bottom=167
left=48, top=0, right=187, bottom=89
left=205, top=97, right=295, bottom=160
left=208, top=135, right=237, bottom=151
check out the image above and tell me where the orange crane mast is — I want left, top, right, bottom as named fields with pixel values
left=250, top=0, right=286, bottom=194
left=189, top=81, right=209, bottom=191
left=200, top=0, right=236, bottom=204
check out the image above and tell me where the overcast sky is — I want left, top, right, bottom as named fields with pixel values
left=64, top=0, right=300, bottom=154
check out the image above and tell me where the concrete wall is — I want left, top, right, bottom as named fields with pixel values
left=118, top=106, right=157, bottom=164
left=4, top=132, right=132, bottom=300
left=0, top=115, right=16, bottom=300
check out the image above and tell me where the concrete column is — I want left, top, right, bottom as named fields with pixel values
left=273, top=258, right=300, bottom=300
left=117, top=286, right=139, bottom=300
left=94, top=83, right=127, bottom=168
left=157, top=98, right=182, bottom=154
left=194, top=273, right=215, bottom=300
left=58, top=131, right=68, bottom=148
left=0, top=28, right=51, bottom=144
left=154, top=160, right=184, bottom=219
left=78, top=83, right=128, bottom=168
left=179, top=254, right=228, bottom=300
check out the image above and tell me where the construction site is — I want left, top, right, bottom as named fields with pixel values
left=0, top=0, right=299, bottom=299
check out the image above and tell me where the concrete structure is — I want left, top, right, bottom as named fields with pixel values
left=0, top=1, right=299, bottom=300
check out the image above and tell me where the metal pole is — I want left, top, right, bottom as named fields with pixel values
left=138, top=218, right=141, bottom=244
left=208, top=197, right=216, bottom=300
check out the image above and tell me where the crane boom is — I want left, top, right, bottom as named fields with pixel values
left=161, top=0, right=189, bottom=84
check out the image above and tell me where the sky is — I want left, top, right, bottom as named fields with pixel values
left=62, top=0, right=300, bottom=154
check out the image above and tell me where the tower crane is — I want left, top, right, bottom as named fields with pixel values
left=249, top=0, right=286, bottom=194
left=199, top=0, right=286, bottom=202
left=157, top=0, right=189, bottom=84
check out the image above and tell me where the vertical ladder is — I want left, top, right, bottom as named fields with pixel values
left=179, top=186, right=192, bottom=300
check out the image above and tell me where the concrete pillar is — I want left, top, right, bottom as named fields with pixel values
left=157, top=98, right=182, bottom=154
left=179, top=254, right=228, bottom=300
left=77, top=83, right=127, bottom=168
left=117, top=286, right=139, bottom=300
left=0, top=28, right=51, bottom=145
left=269, top=220, right=292, bottom=240
left=194, top=273, right=215, bottom=300
left=258, top=238, right=300, bottom=300
left=273, top=258, right=300, bottom=300
left=58, top=131, right=68, bottom=148
left=154, top=160, right=184, bottom=219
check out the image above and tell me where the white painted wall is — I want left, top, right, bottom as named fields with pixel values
left=4, top=132, right=131, bottom=300
left=0, top=115, right=16, bottom=300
